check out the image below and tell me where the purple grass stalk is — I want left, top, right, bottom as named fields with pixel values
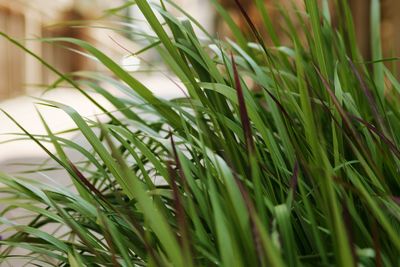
left=231, top=52, right=255, bottom=153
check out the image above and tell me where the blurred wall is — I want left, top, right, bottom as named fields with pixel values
left=0, top=4, right=26, bottom=99
left=1, top=0, right=399, bottom=101
left=217, top=0, right=400, bottom=75
left=0, top=0, right=74, bottom=100
left=0, top=0, right=129, bottom=100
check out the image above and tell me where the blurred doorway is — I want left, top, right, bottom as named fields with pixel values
left=0, top=7, right=26, bottom=100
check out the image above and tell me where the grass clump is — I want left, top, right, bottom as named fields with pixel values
left=1, top=0, right=400, bottom=266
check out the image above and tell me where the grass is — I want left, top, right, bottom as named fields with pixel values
left=1, top=0, right=400, bottom=266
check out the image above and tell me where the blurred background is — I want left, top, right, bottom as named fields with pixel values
left=0, top=0, right=399, bottom=171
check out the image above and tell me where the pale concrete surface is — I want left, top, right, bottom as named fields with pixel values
left=0, top=74, right=184, bottom=166
left=0, top=88, right=107, bottom=162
